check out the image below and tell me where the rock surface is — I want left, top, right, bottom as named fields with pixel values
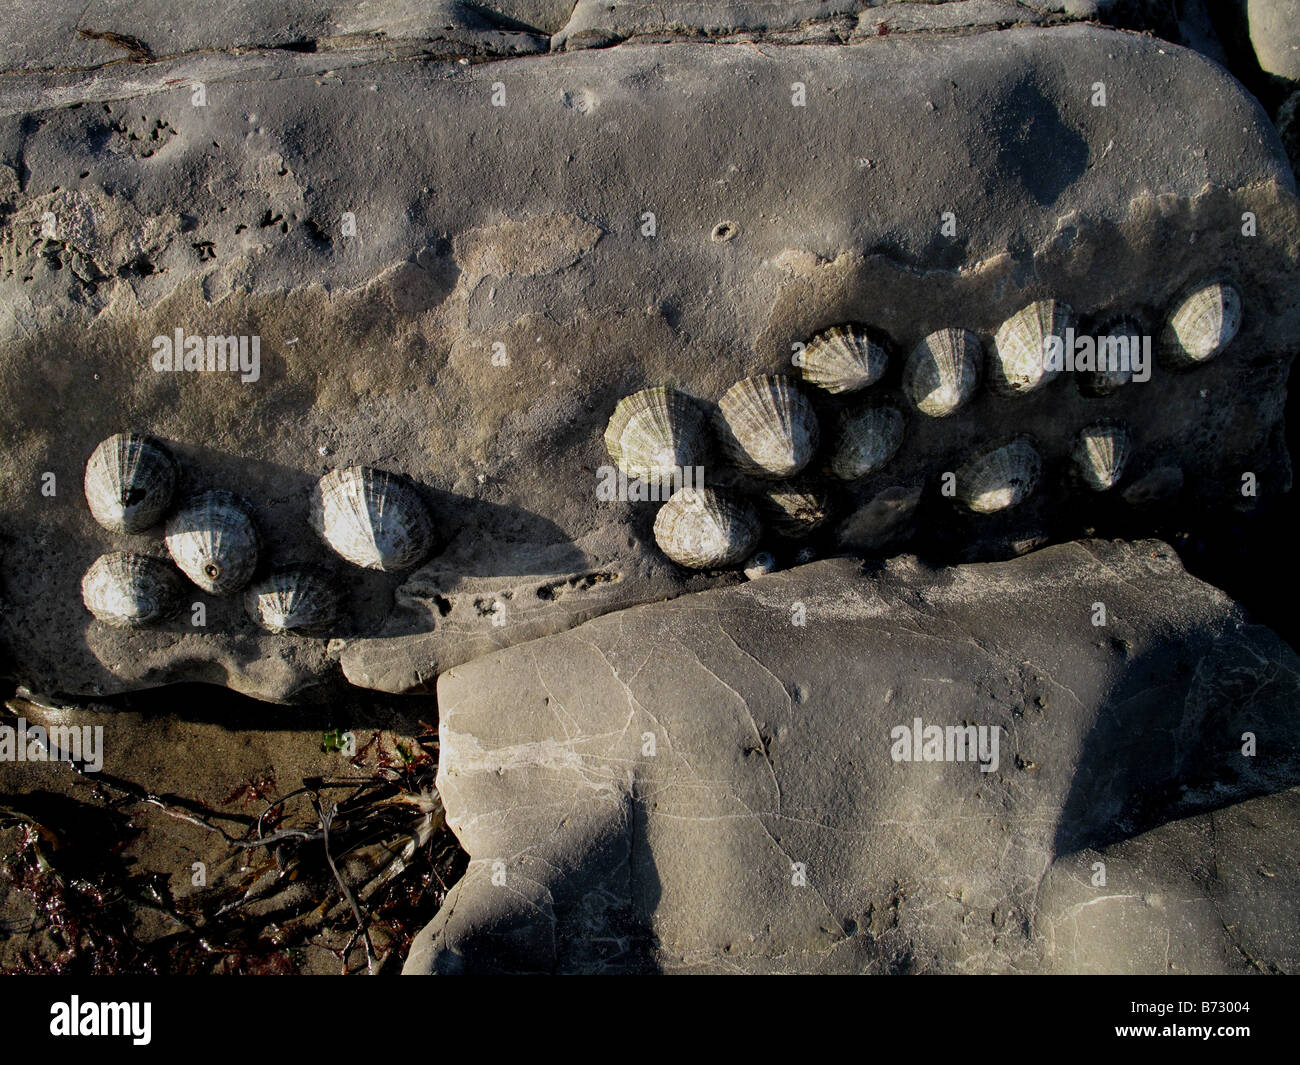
left=404, top=540, right=1300, bottom=973
left=1247, top=0, right=1300, bottom=81
left=551, top=0, right=1063, bottom=51
left=2, top=25, right=1297, bottom=702
left=1038, top=786, right=1300, bottom=974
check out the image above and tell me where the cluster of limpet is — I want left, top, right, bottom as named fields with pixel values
left=80, top=434, right=435, bottom=635
left=604, top=276, right=1240, bottom=566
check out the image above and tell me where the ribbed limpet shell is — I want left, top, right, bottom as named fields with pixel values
left=83, top=432, right=178, bottom=534
left=715, top=375, right=819, bottom=478
left=827, top=405, right=905, bottom=481
left=245, top=567, right=342, bottom=634
left=1073, top=422, right=1131, bottom=491
left=164, top=490, right=260, bottom=594
left=990, top=300, right=1073, bottom=396
left=798, top=325, right=889, bottom=395
left=81, top=551, right=183, bottom=628
left=310, top=466, right=436, bottom=572
left=903, top=328, right=982, bottom=417
left=1161, top=281, right=1241, bottom=366
left=604, top=386, right=709, bottom=482
left=956, top=438, right=1042, bottom=513
left=652, top=487, right=760, bottom=569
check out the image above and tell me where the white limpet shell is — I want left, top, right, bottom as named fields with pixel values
left=81, top=551, right=183, bottom=628
left=990, top=300, right=1074, bottom=396
left=310, top=466, right=436, bottom=572
left=1161, top=281, right=1241, bottom=366
left=164, top=489, right=260, bottom=595
left=956, top=437, right=1042, bottom=513
left=245, top=567, right=342, bottom=634
left=652, top=487, right=760, bottom=569
left=83, top=432, right=178, bottom=534
left=799, top=325, right=889, bottom=395
left=604, top=386, right=709, bottom=482
left=715, top=374, right=819, bottom=478
left=827, top=405, right=905, bottom=480
left=903, top=328, right=982, bottom=417
left=1073, top=422, right=1131, bottom=491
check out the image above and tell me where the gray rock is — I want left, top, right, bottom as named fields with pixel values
left=1038, top=787, right=1300, bottom=973
left=552, top=1, right=1057, bottom=51
left=1248, top=0, right=1300, bottom=81
left=0, top=2, right=559, bottom=73
left=1, top=26, right=1297, bottom=702
left=404, top=540, right=1300, bottom=973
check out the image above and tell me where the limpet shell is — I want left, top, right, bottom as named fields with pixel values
left=245, top=567, right=342, bottom=634
left=652, top=487, right=760, bottom=569
left=83, top=432, right=178, bottom=534
left=758, top=480, right=832, bottom=539
left=799, top=325, right=889, bottom=395
left=81, top=551, right=183, bottom=628
left=990, top=300, right=1073, bottom=396
left=828, top=405, right=905, bottom=481
left=903, top=328, right=982, bottom=417
left=604, top=386, right=709, bottom=482
left=956, top=438, right=1042, bottom=513
left=1161, top=281, right=1241, bottom=366
left=310, top=466, right=436, bottom=572
left=715, top=375, right=819, bottom=478
left=165, top=490, right=260, bottom=594
left=1073, top=422, right=1131, bottom=491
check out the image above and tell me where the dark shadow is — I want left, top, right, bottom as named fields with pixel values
left=989, top=78, right=1089, bottom=208
left=1051, top=625, right=1300, bottom=858
left=80, top=680, right=439, bottom=733
left=426, top=789, right=663, bottom=974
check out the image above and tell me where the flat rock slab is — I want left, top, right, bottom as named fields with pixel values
left=1038, top=785, right=1300, bottom=974
left=2, top=27, right=1297, bottom=702
left=405, top=539, right=1300, bottom=973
